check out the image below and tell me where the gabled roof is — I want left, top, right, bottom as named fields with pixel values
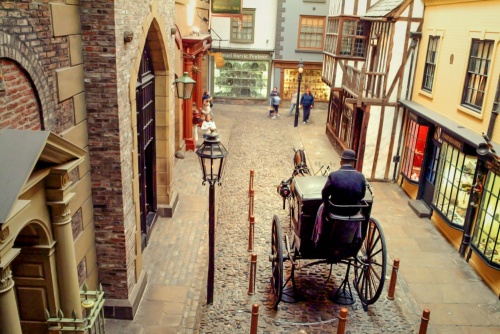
left=0, top=129, right=85, bottom=225
left=363, top=0, right=410, bottom=19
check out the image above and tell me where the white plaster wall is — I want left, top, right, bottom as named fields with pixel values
left=210, top=0, right=277, bottom=50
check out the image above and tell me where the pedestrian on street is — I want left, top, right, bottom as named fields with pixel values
left=201, top=114, right=217, bottom=138
left=201, top=98, right=212, bottom=118
left=288, top=89, right=298, bottom=116
left=270, top=87, right=281, bottom=119
left=192, top=109, right=203, bottom=141
left=202, top=90, right=213, bottom=108
left=300, top=88, right=314, bottom=124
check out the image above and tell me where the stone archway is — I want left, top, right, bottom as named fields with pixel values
left=11, top=221, right=58, bottom=333
left=0, top=31, right=55, bottom=129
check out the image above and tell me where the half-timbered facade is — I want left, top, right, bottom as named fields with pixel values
left=322, top=0, right=424, bottom=180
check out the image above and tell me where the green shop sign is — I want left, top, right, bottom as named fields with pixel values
left=212, top=0, right=242, bottom=15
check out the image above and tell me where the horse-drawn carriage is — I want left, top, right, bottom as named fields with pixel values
left=270, top=151, right=387, bottom=310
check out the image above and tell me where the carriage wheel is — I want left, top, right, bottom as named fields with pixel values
left=354, top=217, right=387, bottom=305
left=270, top=215, right=284, bottom=309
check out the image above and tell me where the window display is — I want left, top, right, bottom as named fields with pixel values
left=432, top=142, right=477, bottom=229
left=214, top=60, right=269, bottom=99
left=283, top=69, right=330, bottom=101
left=401, top=120, right=429, bottom=182
left=472, top=170, right=500, bottom=268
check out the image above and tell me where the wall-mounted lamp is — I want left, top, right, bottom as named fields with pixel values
left=370, top=34, right=379, bottom=47
left=175, top=72, right=196, bottom=100
left=124, top=31, right=134, bottom=43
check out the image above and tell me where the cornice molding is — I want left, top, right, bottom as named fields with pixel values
left=424, top=0, right=487, bottom=5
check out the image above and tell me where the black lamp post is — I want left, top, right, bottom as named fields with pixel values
left=195, top=133, right=229, bottom=304
left=294, top=60, right=304, bottom=127
left=175, top=71, right=196, bottom=99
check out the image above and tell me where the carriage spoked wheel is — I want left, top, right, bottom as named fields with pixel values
left=270, top=215, right=284, bottom=309
left=354, top=217, right=387, bottom=307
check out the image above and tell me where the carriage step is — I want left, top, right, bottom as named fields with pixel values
left=408, top=199, right=432, bottom=218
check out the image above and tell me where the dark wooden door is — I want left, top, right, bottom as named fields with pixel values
left=422, top=141, right=441, bottom=205
left=136, top=46, right=157, bottom=250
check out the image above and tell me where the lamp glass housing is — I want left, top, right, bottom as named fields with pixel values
left=175, top=72, right=196, bottom=99
left=370, top=34, right=378, bottom=47
left=196, top=134, right=229, bottom=184
left=298, top=60, right=304, bottom=74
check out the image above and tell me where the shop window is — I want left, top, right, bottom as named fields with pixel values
left=214, top=60, right=269, bottom=99
left=401, top=120, right=429, bottom=183
left=283, top=69, right=330, bottom=101
left=422, top=36, right=440, bottom=92
left=324, top=17, right=368, bottom=58
left=298, top=16, right=326, bottom=50
left=472, top=171, right=500, bottom=267
left=425, top=144, right=440, bottom=185
left=432, top=143, right=477, bottom=229
left=461, top=39, right=493, bottom=112
left=230, top=10, right=255, bottom=43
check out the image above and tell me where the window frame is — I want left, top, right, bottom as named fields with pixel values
left=230, top=9, right=255, bottom=44
left=401, top=118, right=429, bottom=183
left=461, top=39, right=494, bottom=113
left=298, top=15, right=326, bottom=51
left=421, top=36, right=440, bottom=93
left=324, top=16, right=369, bottom=59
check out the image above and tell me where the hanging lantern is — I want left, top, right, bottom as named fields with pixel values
left=212, top=52, right=225, bottom=68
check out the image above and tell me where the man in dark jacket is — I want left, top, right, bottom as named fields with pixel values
left=300, top=88, right=314, bottom=124
left=322, top=149, right=366, bottom=216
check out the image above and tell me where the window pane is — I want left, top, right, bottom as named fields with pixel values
left=462, top=39, right=493, bottom=112
left=422, top=36, right=440, bottom=92
left=299, top=16, right=325, bottom=50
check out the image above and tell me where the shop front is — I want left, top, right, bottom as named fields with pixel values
left=274, top=60, right=330, bottom=102
left=400, top=100, right=500, bottom=295
left=212, top=49, right=273, bottom=100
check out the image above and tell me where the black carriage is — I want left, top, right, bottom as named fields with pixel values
left=271, top=174, right=387, bottom=310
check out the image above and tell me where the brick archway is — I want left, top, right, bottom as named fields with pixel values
left=0, top=31, right=55, bottom=128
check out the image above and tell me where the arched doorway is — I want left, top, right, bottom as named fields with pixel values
left=136, top=45, right=157, bottom=250
left=11, top=221, right=58, bottom=333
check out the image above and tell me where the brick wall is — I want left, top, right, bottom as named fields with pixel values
left=0, top=0, right=73, bottom=133
left=0, top=59, right=42, bottom=130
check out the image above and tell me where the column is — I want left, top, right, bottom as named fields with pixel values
left=0, top=267, right=22, bottom=334
left=183, top=56, right=195, bottom=150
left=195, top=52, right=203, bottom=109
left=46, top=170, right=82, bottom=318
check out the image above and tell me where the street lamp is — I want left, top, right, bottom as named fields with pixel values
left=195, top=133, right=229, bottom=304
left=175, top=72, right=196, bottom=99
left=294, top=60, right=304, bottom=127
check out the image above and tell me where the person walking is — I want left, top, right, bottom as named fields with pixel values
left=201, top=114, right=217, bottom=138
left=300, top=88, right=314, bottom=124
left=288, top=89, right=298, bottom=116
left=270, top=87, right=281, bottom=120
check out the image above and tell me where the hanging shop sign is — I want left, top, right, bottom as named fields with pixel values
left=212, top=0, right=242, bottom=15
left=441, top=131, right=463, bottom=150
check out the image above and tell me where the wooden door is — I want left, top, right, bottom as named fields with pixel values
left=136, top=46, right=157, bottom=250
left=12, top=247, right=57, bottom=333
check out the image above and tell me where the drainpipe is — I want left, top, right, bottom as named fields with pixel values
left=486, top=75, right=500, bottom=138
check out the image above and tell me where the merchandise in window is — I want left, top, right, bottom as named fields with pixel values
left=214, top=60, right=269, bottom=99
left=432, top=142, right=477, bottom=229
left=401, top=119, right=429, bottom=183
left=472, top=170, right=500, bottom=267
left=283, top=69, right=330, bottom=101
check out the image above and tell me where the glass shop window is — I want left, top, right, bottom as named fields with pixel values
left=401, top=120, right=429, bottom=182
left=472, top=170, right=500, bottom=267
left=214, top=60, right=269, bottom=99
left=432, top=142, right=477, bottom=229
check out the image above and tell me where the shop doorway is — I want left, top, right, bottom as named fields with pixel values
left=421, top=140, right=441, bottom=206
left=136, top=46, right=157, bottom=250
left=12, top=223, right=57, bottom=333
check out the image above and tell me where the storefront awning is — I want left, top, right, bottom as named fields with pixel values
left=400, top=100, right=500, bottom=153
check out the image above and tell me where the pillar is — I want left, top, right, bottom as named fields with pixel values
left=195, top=52, right=203, bottom=109
left=0, top=266, right=22, bottom=334
left=46, top=170, right=82, bottom=318
left=183, top=56, right=196, bottom=150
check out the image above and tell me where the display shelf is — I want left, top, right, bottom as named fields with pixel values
left=214, top=60, right=269, bottom=99
left=283, top=69, right=330, bottom=101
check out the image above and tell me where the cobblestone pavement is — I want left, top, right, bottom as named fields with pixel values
left=198, top=105, right=416, bottom=333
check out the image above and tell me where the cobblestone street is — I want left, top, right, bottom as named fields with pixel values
left=197, top=105, right=417, bottom=333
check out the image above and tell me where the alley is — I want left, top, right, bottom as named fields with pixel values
left=106, top=104, right=500, bottom=334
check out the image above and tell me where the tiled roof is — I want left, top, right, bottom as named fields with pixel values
left=363, top=0, right=406, bottom=17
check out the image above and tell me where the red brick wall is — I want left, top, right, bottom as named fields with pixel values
left=0, top=59, right=42, bottom=130
left=0, top=0, right=73, bottom=133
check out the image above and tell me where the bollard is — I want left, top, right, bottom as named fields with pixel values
left=248, top=192, right=254, bottom=221
left=387, top=258, right=400, bottom=300
left=418, top=309, right=431, bottom=334
left=247, top=215, right=255, bottom=252
left=337, top=307, right=348, bottom=334
left=248, top=170, right=255, bottom=194
left=250, top=303, right=259, bottom=334
left=248, top=253, right=257, bottom=295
